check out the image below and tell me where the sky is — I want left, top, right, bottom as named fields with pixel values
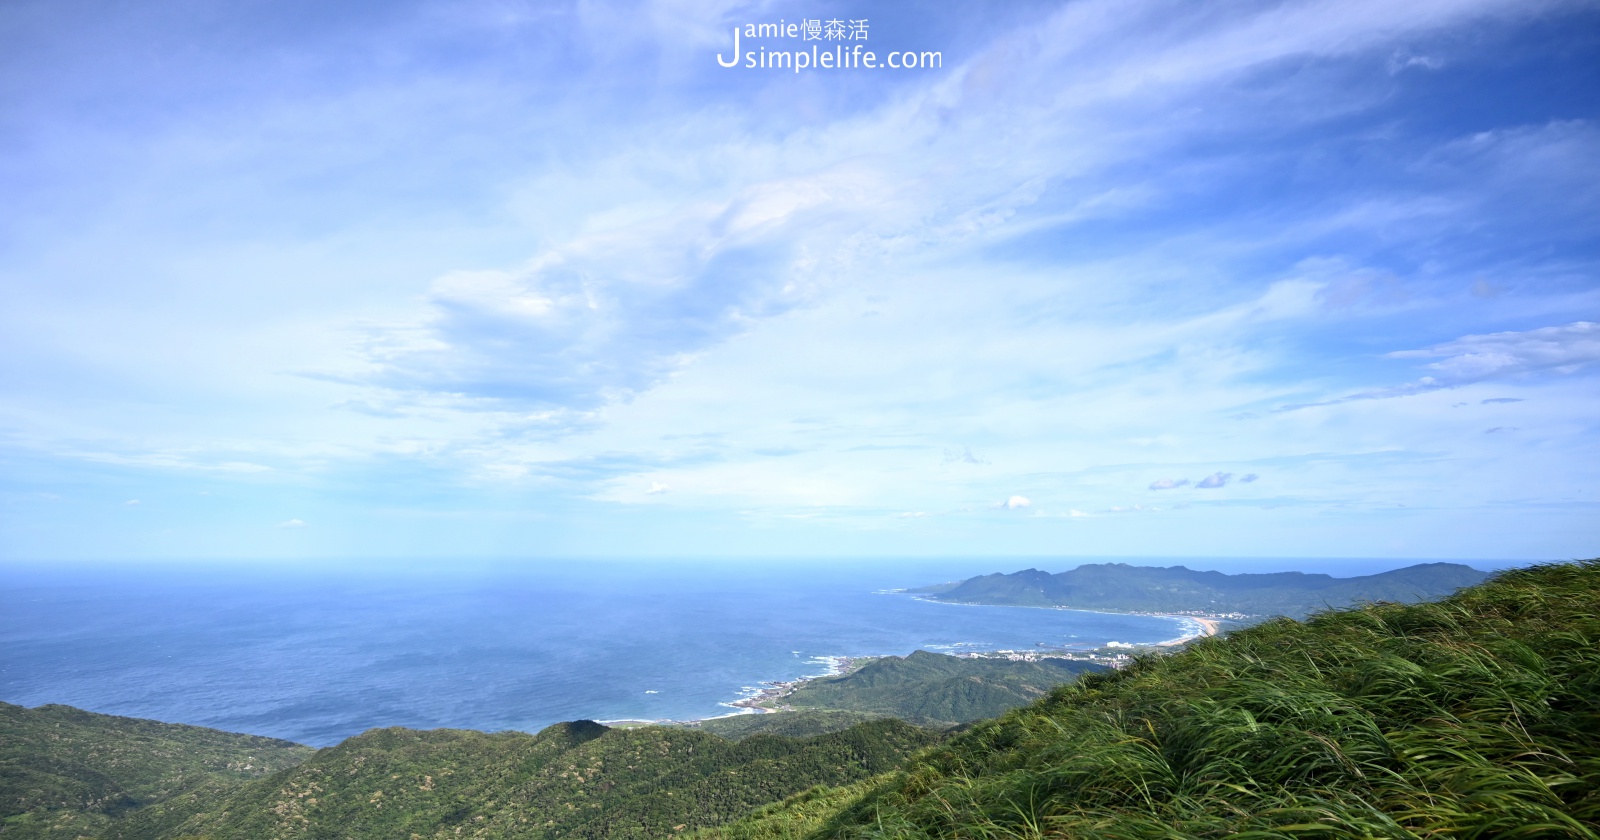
left=1, top=0, right=1596, bottom=564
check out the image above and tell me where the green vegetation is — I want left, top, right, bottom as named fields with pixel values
left=687, top=711, right=891, bottom=740
left=8, top=561, right=1591, bottom=839
left=681, top=652, right=1106, bottom=739
left=920, top=561, right=1488, bottom=618
left=730, top=560, right=1600, bottom=839
left=0, top=699, right=935, bottom=839
left=687, top=778, right=887, bottom=840
left=138, top=717, right=936, bottom=840
left=0, top=702, right=312, bottom=840
left=779, top=652, right=1104, bottom=728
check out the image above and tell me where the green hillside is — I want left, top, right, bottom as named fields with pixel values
left=0, top=702, right=313, bottom=839
left=922, top=561, right=1488, bottom=618
left=687, top=711, right=891, bottom=740
left=780, top=652, right=1105, bottom=727
left=106, top=716, right=938, bottom=840
left=717, top=560, right=1600, bottom=839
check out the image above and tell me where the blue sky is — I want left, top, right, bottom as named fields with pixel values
left=1, top=0, right=1596, bottom=563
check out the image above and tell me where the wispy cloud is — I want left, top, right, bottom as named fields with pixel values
left=1270, top=322, right=1599, bottom=414
left=1390, top=321, right=1600, bottom=381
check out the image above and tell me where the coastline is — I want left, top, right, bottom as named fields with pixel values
left=598, top=655, right=867, bottom=727
left=721, top=655, right=864, bottom=715
left=606, top=605, right=1227, bottom=729
left=913, top=594, right=1227, bottom=647
left=1155, top=616, right=1220, bottom=646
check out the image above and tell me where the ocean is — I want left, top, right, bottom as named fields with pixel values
left=0, top=559, right=1195, bottom=746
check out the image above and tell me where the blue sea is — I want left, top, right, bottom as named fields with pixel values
left=0, top=559, right=1205, bottom=746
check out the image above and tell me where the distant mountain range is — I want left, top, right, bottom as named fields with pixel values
left=912, top=562, right=1490, bottom=619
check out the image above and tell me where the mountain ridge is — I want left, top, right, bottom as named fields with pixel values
left=914, top=561, right=1489, bottom=618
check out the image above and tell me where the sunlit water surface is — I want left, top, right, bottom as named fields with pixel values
left=2, top=560, right=1204, bottom=745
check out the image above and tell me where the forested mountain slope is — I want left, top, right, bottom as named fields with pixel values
left=689, top=710, right=891, bottom=740
left=109, top=717, right=938, bottom=839
left=0, top=702, right=312, bottom=840
left=704, top=560, right=1600, bottom=839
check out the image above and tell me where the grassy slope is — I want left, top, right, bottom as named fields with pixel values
left=718, top=560, right=1600, bottom=839
left=781, top=652, right=1105, bottom=727
left=125, top=717, right=940, bottom=839
left=0, top=702, right=312, bottom=840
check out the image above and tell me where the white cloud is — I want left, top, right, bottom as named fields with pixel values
left=276, top=518, right=307, bottom=528
left=124, top=499, right=140, bottom=506
left=314, top=0, right=1571, bottom=429
left=942, top=447, right=988, bottom=465
left=1003, top=496, right=1032, bottom=509
left=1196, top=472, right=1232, bottom=489
left=1391, top=321, right=1600, bottom=382
left=1240, top=473, right=1259, bottom=483
left=2, top=0, right=1596, bottom=560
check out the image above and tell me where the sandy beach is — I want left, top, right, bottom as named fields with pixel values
left=1156, top=616, right=1221, bottom=647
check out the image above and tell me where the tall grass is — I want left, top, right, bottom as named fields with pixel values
left=792, top=560, right=1600, bottom=839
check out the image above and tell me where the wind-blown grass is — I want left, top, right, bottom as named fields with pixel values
left=720, top=560, right=1600, bottom=840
